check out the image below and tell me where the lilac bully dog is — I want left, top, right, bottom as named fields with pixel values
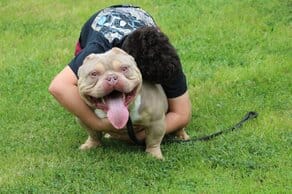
left=77, top=47, right=168, bottom=159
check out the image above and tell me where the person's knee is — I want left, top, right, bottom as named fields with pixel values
left=48, top=79, right=62, bottom=97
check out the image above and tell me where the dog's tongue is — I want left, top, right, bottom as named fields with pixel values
left=106, top=94, right=129, bottom=129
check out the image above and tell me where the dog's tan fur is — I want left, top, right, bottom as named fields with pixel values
left=77, top=48, right=188, bottom=159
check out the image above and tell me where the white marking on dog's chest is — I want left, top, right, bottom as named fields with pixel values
left=129, top=94, right=142, bottom=122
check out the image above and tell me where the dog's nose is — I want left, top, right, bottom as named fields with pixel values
left=106, top=74, right=118, bottom=85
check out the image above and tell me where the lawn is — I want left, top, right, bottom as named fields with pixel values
left=0, top=0, right=291, bottom=193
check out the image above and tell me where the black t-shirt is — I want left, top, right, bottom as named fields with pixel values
left=69, top=5, right=187, bottom=98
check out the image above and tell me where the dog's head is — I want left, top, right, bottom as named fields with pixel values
left=77, top=47, right=142, bottom=129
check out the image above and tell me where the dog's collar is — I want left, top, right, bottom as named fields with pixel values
left=126, top=117, right=145, bottom=146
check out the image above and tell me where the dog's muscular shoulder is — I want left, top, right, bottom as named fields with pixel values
left=131, top=82, right=168, bottom=125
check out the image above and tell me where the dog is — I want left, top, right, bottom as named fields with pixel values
left=77, top=47, right=169, bottom=159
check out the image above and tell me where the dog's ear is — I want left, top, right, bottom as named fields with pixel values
left=111, top=47, right=137, bottom=66
left=112, top=47, right=128, bottom=55
left=82, top=53, right=97, bottom=65
left=78, top=53, right=98, bottom=78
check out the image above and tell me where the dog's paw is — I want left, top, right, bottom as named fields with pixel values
left=79, top=141, right=101, bottom=150
left=146, top=147, right=164, bottom=160
left=79, top=137, right=102, bottom=150
left=175, top=128, right=190, bottom=141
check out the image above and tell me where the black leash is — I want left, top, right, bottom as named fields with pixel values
left=126, top=111, right=258, bottom=146
left=126, top=117, right=146, bottom=146
left=169, top=111, right=258, bottom=143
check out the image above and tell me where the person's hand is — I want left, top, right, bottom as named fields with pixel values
left=97, top=118, right=147, bottom=143
left=99, top=118, right=135, bottom=143
left=98, top=117, right=116, bottom=132
left=134, top=129, right=146, bottom=141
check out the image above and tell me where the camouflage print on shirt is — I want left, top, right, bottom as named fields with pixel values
left=91, top=6, right=156, bottom=43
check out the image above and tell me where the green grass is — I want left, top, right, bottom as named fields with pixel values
left=0, top=0, right=291, bottom=193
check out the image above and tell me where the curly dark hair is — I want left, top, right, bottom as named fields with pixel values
left=121, top=26, right=182, bottom=84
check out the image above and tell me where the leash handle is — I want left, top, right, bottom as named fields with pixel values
left=242, top=111, right=258, bottom=122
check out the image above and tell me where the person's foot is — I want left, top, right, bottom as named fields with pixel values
left=174, top=128, right=190, bottom=140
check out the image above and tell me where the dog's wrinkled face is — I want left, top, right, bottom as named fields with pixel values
left=78, top=47, right=142, bottom=129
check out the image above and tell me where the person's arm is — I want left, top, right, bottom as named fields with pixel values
left=49, top=66, right=113, bottom=131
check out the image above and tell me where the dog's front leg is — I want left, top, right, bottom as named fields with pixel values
left=76, top=118, right=102, bottom=150
left=145, top=119, right=165, bottom=160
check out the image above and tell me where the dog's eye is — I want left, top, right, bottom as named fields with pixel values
left=89, top=71, right=99, bottom=77
left=121, top=66, right=129, bottom=73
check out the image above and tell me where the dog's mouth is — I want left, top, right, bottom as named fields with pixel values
left=85, top=87, right=138, bottom=129
left=86, top=86, right=138, bottom=111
